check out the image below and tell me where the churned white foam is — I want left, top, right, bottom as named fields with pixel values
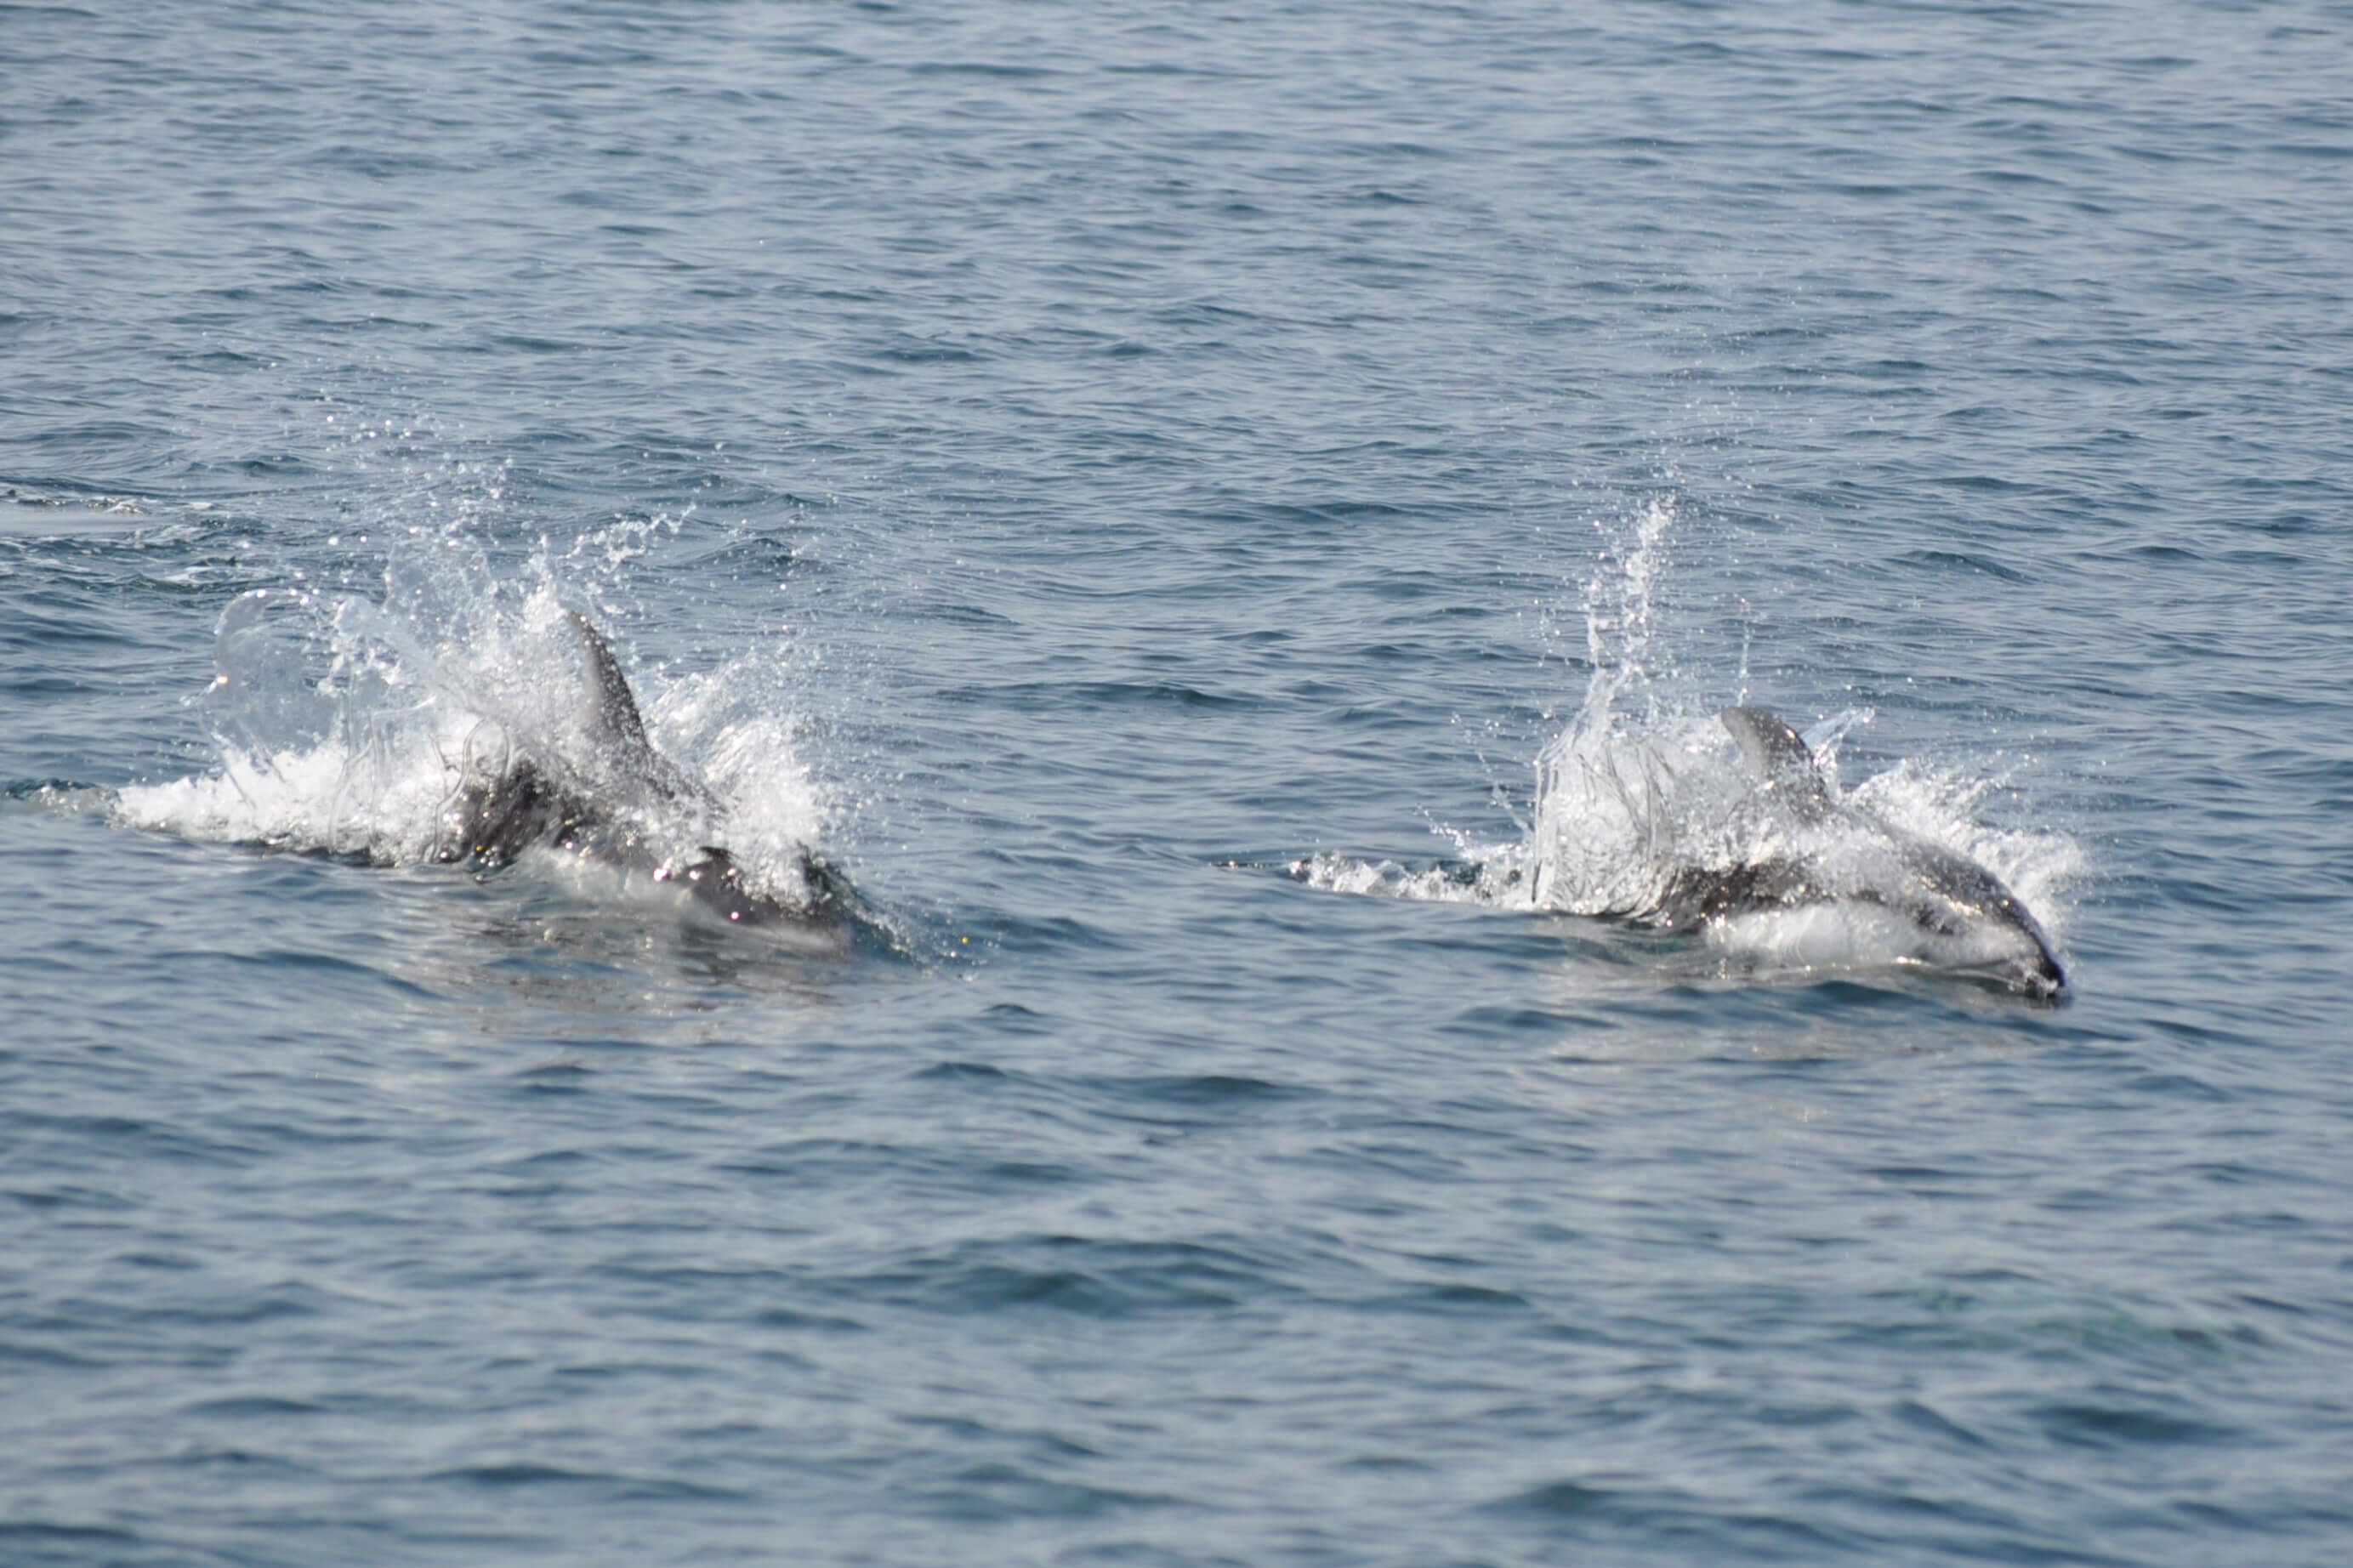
left=1288, top=849, right=1517, bottom=903
left=114, top=725, right=472, bottom=865
left=650, top=666, right=829, bottom=901
left=1527, top=712, right=1760, bottom=915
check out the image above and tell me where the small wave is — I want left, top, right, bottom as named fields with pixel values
left=3, top=780, right=117, bottom=815
left=1286, top=848, right=1529, bottom=904
left=841, top=1236, right=1286, bottom=1319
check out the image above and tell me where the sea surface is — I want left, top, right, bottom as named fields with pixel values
left=6, top=3, right=2353, bottom=1564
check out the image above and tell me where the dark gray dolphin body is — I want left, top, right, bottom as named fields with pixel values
left=435, top=612, right=844, bottom=925
left=1647, top=707, right=2066, bottom=998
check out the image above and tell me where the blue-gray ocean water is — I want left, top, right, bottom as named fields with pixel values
left=6, top=3, right=2352, bottom=1564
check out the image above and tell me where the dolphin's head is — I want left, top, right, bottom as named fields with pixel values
left=1893, top=837, right=2067, bottom=1000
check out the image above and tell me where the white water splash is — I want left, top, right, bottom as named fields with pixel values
left=1304, top=493, right=2082, bottom=985
left=116, top=520, right=832, bottom=913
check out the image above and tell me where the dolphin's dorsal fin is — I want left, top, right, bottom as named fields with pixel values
left=564, top=611, right=713, bottom=808
left=1719, top=707, right=1833, bottom=821
left=566, top=611, right=660, bottom=769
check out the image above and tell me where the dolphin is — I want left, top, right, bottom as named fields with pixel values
left=434, top=611, right=846, bottom=926
left=1644, top=707, right=2066, bottom=997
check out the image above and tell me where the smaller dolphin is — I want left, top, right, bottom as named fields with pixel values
left=436, top=612, right=845, bottom=926
left=1645, top=707, right=2066, bottom=997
